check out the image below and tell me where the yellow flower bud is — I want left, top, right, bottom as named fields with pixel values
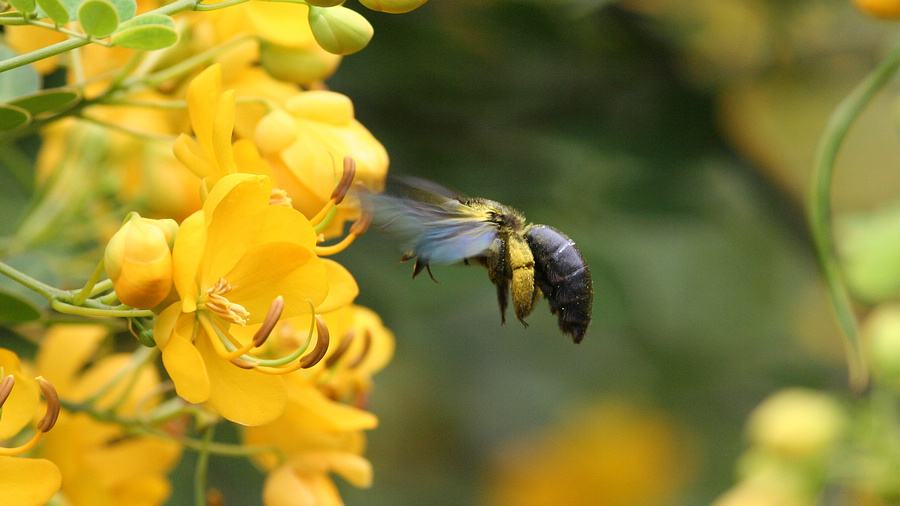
left=746, top=388, right=844, bottom=460
left=255, top=110, right=299, bottom=155
left=359, top=0, right=428, bottom=14
left=306, top=0, right=344, bottom=6
left=854, top=0, right=900, bottom=19
left=259, top=40, right=342, bottom=84
left=104, top=215, right=176, bottom=309
left=308, top=6, right=374, bottom=55
left=284, top=91, right=354, bottom=125
left=863, top=304, right=900, bottom=388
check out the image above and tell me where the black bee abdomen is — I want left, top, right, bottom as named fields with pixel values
left=525, top=225, right=593, bottom=343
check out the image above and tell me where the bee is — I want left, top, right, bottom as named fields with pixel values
left=364, top=177, right=593, bottom=343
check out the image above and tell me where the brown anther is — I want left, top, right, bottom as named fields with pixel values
left=36, top=377, right=60, bottom=433
left=325, top=329, right=355, bottom=368
left=349, top=210, right=372, bottom=236
left=0, top=375, right=15, bottom=407
left=347, top=329, right=372, bottom=369
left=330, top=157, right=357, bottom=204
left=252, top=296, right=284, bottom=347
left=231, top=358, right=255, bottom=369
left=300, top=317, right=330, bottom=368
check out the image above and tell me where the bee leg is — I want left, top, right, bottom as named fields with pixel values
left=412, top=259, right=439, bottom=283
left=496, top=282, right=509, bottom=325
left=400, top=251, right=415, bottom=263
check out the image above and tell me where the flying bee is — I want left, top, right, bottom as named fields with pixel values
left=363, top=177, right=593, bottom=343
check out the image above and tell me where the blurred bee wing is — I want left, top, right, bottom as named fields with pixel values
left=362, top=189, right=498, bottom=265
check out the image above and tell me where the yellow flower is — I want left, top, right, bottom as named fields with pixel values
left=855, top=0, right=900, bottom=19
left=486, top=403, right=692, bottom=506
left=105, top=214, right=177, bottom=309
left=36, top=325, right=182, bottom=506
left=244, top=373, right=377, bottom=506
left=154, top=173, right=359, bottom=425
left=174, top=65, right=273, bottom=190
left=257, top=90, right=389, bottom=237
left=0, top=349, right=61, bottom=506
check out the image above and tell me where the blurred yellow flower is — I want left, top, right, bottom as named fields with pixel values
left=244, top=373, right=377, bottom=506
left=746, top=388, right=845, bottom=460
left=854, top=0, right=900, bottom=19
left=36, top=325, right=181, bottom=506
left=486, top=402, right=692, bottom=506
left=0, top=349, right=61, bottom=506
left=105, top=214, right=177, bottom=309
left=153, top=173, right=337, bottom=425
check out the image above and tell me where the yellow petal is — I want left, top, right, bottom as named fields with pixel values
left=162, top=329, right=210, bottom=404
left=173, top=134, right=211, bottom=179
left=111, top=476, right=172, bottom=506
left=197, top=337, right=286, bottom=426
left=247, top=3, right=315, bottom=48
left=82, top=437, right=181, bottom=489
left=71, top=354, right=161, bottom=413
left=226, top=242, right=328, bottom=323
left=187, top=64, right=223, bottom=159
left=234, top=139, right=273, bottom=177
left=286, top=379, right=377, bottom=432
left=0, top=456, right=61, bottom=506
left=0, top=371, right=38, bottom=440
left=153, top=303, right=181, bottom=349
left=257, top=204, right=316, bottom=249
left=211, top=89, right=238, bottom=181
left=34, top=325, right=106, bottom=392
left=317, top=259, right=358, bottom=313
left=288, top=452, right=373, bottom=488
left=200, top=174, right=271, bottom=288
left=173, top=211, right=206, bottom=313
left=263, top=464, right=317, bottom=506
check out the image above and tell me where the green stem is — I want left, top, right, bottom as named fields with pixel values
left=51, top=299, right=153, bottom=318
left=808, top=41, right=900, bottom=393
left=76, top=113, right=176, bottom=142
left=0, top=37, right=90, bottom=74
left=0, top=260, right=64, bottom=300
left=194, top=425, right=215, bottom=506
left=72, top=259, right=105, bottom=306
left=83, top=346, right=157, bottom=405
left=194, top=0, right=248, bottom=10
left=123, top=34, right=255, bottom=89
left=89, top=278, right=114, bottom=297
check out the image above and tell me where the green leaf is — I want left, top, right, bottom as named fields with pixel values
left=78, top=0, right=119, bottom=38
left=0, top=291, right=40, bottom=324
left=10, top=88, right=81, bottom=117
left=0, top=105, right=32, bottom=132
left=108, top=0, right=135, bottom=21
left=8, top=0, right=36, bottom=15
left=0, top=45, right=40, bottom=102
left=36, top=0, right=70, bottom=23
left=111, top=13, right=178, bottom=50
left=0, top=326, right=38, bottom=360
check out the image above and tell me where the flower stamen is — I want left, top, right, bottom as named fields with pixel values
left=309, top=157, right=357, bottom=227
left=204, top=278, right=250, bottom=326
left=0, top=374, right=14, bottom=407
left=0, top=377, right=60, bottom=457
left=269, top=188, right=293, bottom=207
left=347, top=329, right=373, bottom=370
left=325, top=330, right=355, bottom=368
left=314, top=211, right=372, bottom=256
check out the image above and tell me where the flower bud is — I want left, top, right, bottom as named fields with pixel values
left=306, top=0, right=344, bottom=5
left=863, top=304, right=900, bottom=388
left=746, top=388, right=844, bottom=460
left=284, top=91, right=354, bottom=125
left=854, top=0, right=900, bottom=19
left=359, top=0, right=427, bottom=14
left=308, top=6, right=374, bottom=56
left=104, top=215, right=177, bottom=309
left=259, top=40, right=342, bottom=84
left=255, top=109, right=299, bottom=155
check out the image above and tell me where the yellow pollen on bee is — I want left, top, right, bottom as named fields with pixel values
left=203, top=278, right=250, bottom=326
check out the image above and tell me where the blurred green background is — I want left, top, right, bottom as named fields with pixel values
left=303, top=1, right=897, bottom=504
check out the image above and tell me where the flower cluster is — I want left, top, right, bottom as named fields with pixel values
left=0, top=0, right=418, bottom=502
